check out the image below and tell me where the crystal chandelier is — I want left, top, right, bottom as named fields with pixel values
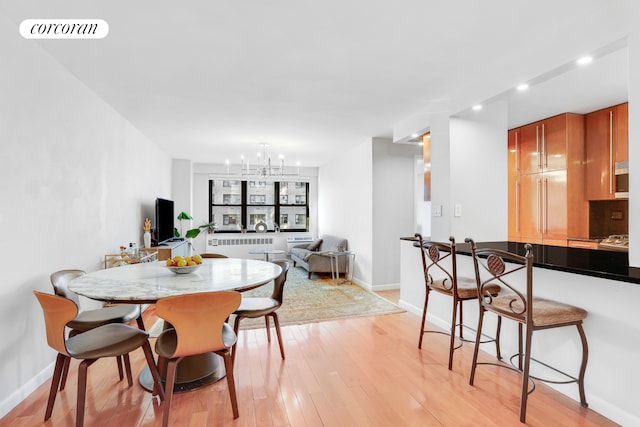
left=224, top=142, right=303, bottom=181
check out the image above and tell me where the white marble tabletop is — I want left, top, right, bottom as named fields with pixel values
left=69, top=258, right=282, bottom=304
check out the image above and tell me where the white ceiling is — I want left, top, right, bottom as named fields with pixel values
left=0, top=0, right=631, bottom=167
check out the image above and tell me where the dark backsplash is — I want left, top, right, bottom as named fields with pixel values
left=589, top=200, right=628, bottom=239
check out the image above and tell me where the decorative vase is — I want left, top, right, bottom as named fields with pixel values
left=143, top=231, right=151, bottom=248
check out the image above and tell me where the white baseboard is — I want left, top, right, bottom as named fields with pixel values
left=372, top=282, right=400, bottom=292
left=0, top=361, right=53, bottom=418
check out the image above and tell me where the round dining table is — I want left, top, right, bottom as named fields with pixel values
left=69, top=257, right=282, bottom=392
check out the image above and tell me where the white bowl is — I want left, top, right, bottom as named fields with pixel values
left=165, top=264, right=201, bottom=274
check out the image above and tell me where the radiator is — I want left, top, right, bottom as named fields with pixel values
left=206, top=236, right=276, bottom=258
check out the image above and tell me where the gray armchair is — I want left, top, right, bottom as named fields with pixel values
left=290, top=235, right=348, bottom=279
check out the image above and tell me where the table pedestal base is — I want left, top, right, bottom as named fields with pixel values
left=139, top=352, right=225, bottom=393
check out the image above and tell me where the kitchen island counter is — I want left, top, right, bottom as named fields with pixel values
left=400, top=237, right=639, bottom=285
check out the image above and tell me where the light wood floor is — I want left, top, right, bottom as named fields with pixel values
left=3, top=290, right=618, bottom=427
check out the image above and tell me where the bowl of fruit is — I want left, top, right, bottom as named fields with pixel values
left=164, top=254, right=204, bottom=274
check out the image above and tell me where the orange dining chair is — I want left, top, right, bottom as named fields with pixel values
left=50, top=269, right=143, bottom=390
left=232, top=260, right=290, bottom=363
left=415, top=234, right=501, bottom=369
left=33, top=291, right=163, bottom=427
left=155, top=291, right=241, bottom=426
left=466, top=239, right=589, bottom=423
left=201, top=253, right=228, bottom=258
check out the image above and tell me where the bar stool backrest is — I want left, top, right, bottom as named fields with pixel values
left=468, top=242, right=534, bottom=326
left=415, top=234, right=458, bottom=294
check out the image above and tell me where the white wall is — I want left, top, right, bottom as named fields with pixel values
left=429, top=112, right=453, bottom=241
left=449, top=101, right=509, bottom=242
left=0, top=13, right=172, bottom=417
left=318, top=140, right=373, bottom=287
left=414, top=155, right=431, bottom=237
left=372, top=138, right=420, bottom=288
left=172, top=159, right=194, bottom=238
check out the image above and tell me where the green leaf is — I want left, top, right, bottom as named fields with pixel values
left=173, top=227, right=180, bottom=238
left=199, top=222, right=217, bottom=231
left=185, top=228, right=201, bottom=239
left=176, top=211, right=193, bottom=220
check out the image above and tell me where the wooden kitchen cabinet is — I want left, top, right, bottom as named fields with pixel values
left=585, top=102, right=628, bottom=200
left=519, top=171, right=568, bottom=245
left=508, top=113, right=587, bottom=246
left=519, top=114, right=568, bottom=175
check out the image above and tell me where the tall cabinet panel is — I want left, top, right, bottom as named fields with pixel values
left=585, top=102, right=628, bottom=200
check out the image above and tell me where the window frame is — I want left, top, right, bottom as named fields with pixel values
left=208, top=180, right=309, bottom=232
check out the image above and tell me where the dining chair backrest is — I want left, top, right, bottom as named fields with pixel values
left=201, top=253, right=228, bottom=258
left=270, top=260, right=290, bottom=303
left=33, top=291, right=77, bottom=356
left=50, top=269, right=86, bottom=306
left=156, top=291, right=241, bottom=358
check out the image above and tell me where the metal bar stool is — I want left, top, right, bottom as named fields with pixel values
left=466, top=239, right=589, bottom=423
left=415, top=233, right=501, bottom=370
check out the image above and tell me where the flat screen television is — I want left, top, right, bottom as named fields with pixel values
left=155, top=198, right=175, bottom=245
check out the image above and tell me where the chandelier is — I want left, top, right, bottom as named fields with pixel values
left=224, top=142, right=304, bottom=181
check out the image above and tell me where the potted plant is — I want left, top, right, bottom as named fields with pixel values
left=185, top=221, right=217, bottom=239
left=174, top=212, right=217, bottom=240
left=173, top=211, right=193, bottom=239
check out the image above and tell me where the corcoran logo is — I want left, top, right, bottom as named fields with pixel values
left=19, top=19, right=109, bottom=39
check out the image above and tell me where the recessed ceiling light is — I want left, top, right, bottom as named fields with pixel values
left=472, top=104, right=483, bottom=111
left=516, top=83, right=529, bottom=91
left=577, top=56, right=593, bottom=65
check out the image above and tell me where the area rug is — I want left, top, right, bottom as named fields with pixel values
left=148, top=265, right=404, bottom=336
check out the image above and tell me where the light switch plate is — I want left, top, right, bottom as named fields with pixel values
left=454, top=204, right=462, bottom=217
left=434, top=205, right=442, bottom=217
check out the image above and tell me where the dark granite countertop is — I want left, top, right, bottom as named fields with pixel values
left=402, top=237, right=640, bottom=285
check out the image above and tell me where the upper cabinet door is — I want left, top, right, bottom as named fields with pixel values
left=519, top=122, right=542, bottom=175
left=586, top=107, right=615, bottom=200
left=616, top=102, right=628, bottom=162
left=508, top=128, right=521, bottom=176
left=540, top=114, right=568, bottom=172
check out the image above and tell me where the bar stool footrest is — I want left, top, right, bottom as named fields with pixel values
left=422, top=324, right=499, bottom=352
left=508, top=353, right=582, bottom=386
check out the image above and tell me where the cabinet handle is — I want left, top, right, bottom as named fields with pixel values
left=543, top=178, right=548, bottom=233
left=536, top=126, right=541, bottom=169
left=542, top=123, right=546, bottom=168
left=609, top=110, right=613, bottom=194
left=536, top=178, right=541, bottom=232
left=516, top=181, right=520, bottom=232
left=515, top=131, right=519, bottom=172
